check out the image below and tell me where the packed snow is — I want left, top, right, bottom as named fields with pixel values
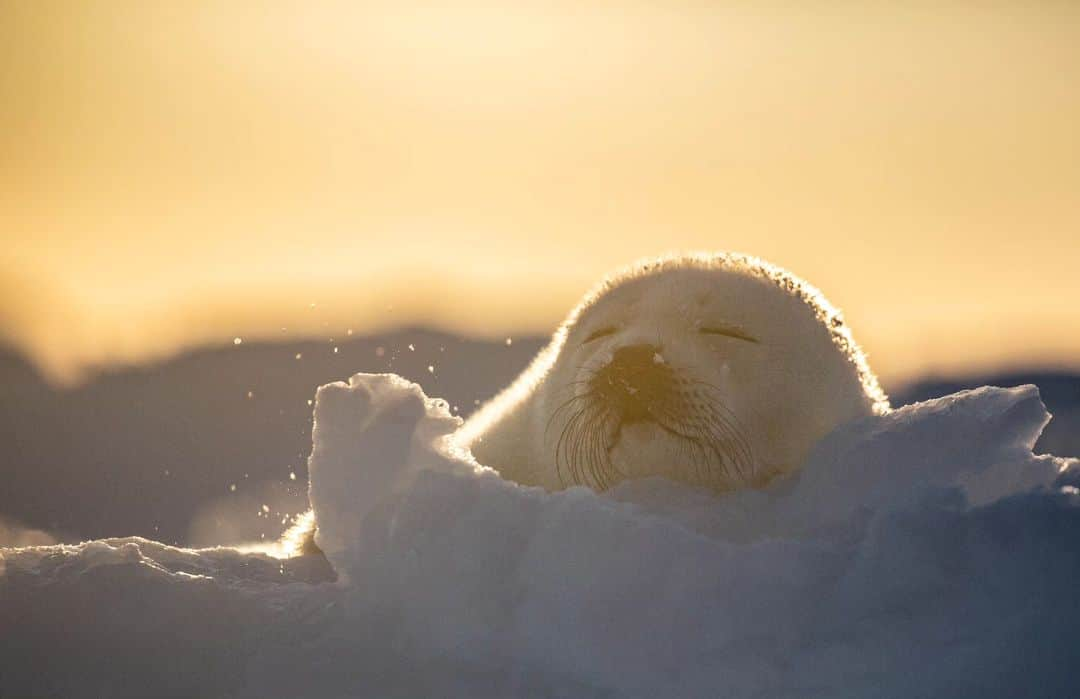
left=2, top=373, right=1078, bottom=698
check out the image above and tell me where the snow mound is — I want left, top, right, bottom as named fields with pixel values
left=2, top=373, right=1078, bottom=698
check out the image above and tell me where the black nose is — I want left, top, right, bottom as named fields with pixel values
left=610, top=343, right=659, bottom=369
left=594, top=343, right=672, bottom=421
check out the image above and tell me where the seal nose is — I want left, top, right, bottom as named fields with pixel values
left=610, top=343, right=659, bottom=369
left=596, top=343, right=672, bottom=421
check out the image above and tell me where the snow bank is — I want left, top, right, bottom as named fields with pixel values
left=2, top=373, right=1078, bottom=698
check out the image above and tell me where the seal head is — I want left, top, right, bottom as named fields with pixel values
left=458, top=253, right=888, bottom=492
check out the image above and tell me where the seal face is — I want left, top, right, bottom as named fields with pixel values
left=458, top=253, right=889, bottom=493
left=556, top=339, right=755, bottom=492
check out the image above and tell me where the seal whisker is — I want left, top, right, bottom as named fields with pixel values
left=554, top=402, right=594, bottom=487
left=545, top=392, right=595, bottom=441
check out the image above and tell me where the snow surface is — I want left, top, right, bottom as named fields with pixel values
left=2, top=373, right=1079, bottom=698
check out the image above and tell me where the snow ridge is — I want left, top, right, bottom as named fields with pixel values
left=2, top=374, right=1077, bottom=698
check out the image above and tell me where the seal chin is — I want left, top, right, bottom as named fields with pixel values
left=607, top=411, right=755, bottom=491
left=607, top=422, right=683, bottom=480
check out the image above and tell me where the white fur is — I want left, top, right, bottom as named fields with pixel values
left=456, top=252, right=889, bottom=492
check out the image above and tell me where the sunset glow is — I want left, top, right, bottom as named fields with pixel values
left=2, top=1, right=1078, bottom=384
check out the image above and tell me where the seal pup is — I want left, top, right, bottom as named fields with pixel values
left=455, top=253, right=889, bottom=493
left=283, top=253, right=888, bottom=555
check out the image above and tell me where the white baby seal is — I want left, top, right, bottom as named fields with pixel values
left=285, top=253, right=889, bottom=555
left=456, top=253, right=889, bottom=493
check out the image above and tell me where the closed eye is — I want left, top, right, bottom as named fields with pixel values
left=583, top=326, right=617, bottom=344
left=699, top=326, right=758, bottom=343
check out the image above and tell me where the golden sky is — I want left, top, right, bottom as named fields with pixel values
left=2, top=1, right=1078, bottom=385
